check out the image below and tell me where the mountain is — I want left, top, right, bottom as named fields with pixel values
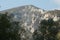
left=0, top=5, right=60, bottom=33
left=0, top=5, right=60, bottom=40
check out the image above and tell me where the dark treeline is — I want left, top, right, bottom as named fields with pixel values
left=33, top=18, right=60, bottom=40
left=0, top=12, right=21, bottom=40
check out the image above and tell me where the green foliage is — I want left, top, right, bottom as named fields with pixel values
left=33, top=18, right=59, bottom=40
left=0, top=12, right=21, bottom=40
left=33, top=30, right=44, bottom=40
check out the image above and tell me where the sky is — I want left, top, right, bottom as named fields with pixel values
left=0, top=0, right=60, bottom=11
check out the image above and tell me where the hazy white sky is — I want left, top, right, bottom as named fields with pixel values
left=0, top=0, right=60, bottom=11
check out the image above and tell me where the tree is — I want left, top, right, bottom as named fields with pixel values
left=0, top=13, right=11, bottom=40
left=33, top=30, right=44, bottom=40
left=0, top=12, right=21, bottom=40
left=33, top=18, right=59, bottom=40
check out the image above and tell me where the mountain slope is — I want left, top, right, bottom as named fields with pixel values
left=0, top=5, right=60, bottom=33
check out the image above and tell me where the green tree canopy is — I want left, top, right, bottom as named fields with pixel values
left=33, top=18, right=59, bottom=40
left=0, top=12, right=21, bottom=40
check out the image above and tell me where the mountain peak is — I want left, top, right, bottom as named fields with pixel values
left=24, top=5, right=41, bottom=9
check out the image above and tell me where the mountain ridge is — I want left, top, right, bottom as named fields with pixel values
left=0, top=5, right=44, bottom=13
left=0, top=5, right=60, bottom=33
